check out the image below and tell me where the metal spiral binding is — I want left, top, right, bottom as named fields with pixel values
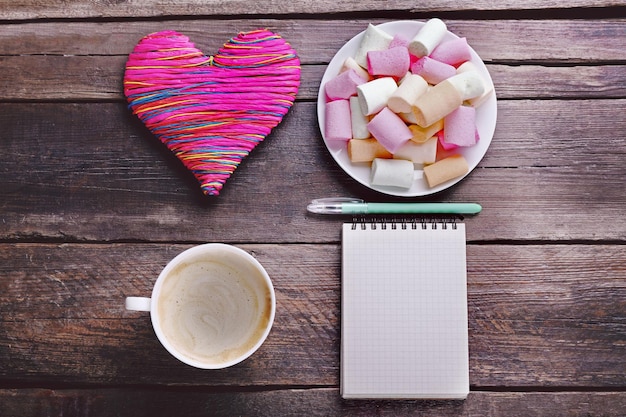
left=351, top=216, right=459, bottom=230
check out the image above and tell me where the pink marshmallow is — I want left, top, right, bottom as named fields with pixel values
left=367, top=46, right=410, bottom=78
left=430, top=37, right=472, bottom=67
left=325, top=69, right=367, bottom=101
left=325, top=99, right=352, bottom=141
left=389, top=33, right=409, bottom=49
left=443, top=106, right=478, bottom=147
left=366, top=107, right=413, bottom=153
left=437, top=130, right=458, bottom=151
left=410, top=56, right=456, bottom=85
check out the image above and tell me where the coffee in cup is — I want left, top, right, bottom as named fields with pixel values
left=126, top=243, right=275, bottom=369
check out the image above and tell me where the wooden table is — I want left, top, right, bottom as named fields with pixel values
left=1, top=1, right=625, bottom=415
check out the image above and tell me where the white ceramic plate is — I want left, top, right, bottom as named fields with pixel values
left=317, top=20, right=497, bottom=197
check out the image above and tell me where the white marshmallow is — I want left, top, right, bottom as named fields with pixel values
left=371, top=158, right=415, bottom=189
left=446, top=71, right=485, bottom=101
left=354, top=24, right=394, bottom=68
left=349, top=96, right=370, bottom=139
left=456, top=61, right=494, bottom=107
left=356, top=77, right=398, bottom=116
left=408, top=18, right=447, bottom=57
left=341, top=56, right=371, bottom=81
left=387, top=73, right=428, bottom=114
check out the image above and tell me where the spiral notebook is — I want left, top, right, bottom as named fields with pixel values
left=341, top=221, right=469, bottom=399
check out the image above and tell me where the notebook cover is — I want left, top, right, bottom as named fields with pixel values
left=341, top=222, right=469, bottom=399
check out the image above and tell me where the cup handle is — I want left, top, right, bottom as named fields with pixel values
left=125, top=296, right=152, bottom=312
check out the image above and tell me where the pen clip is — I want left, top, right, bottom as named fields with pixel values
left=307, top=197, right=365, bottom=214
left=310, top=197, right=364, bottom=205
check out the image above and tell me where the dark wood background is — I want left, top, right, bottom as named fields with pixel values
left=0, top=1, right=625, bottom=415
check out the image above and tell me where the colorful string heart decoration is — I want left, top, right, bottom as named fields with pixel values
left=124, top=29, right=301, bottom=196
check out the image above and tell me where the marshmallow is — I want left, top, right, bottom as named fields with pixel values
left=367, top=107, right=413, bottom=154
left=408, top=18, right=447, bottom=57
left=348, top=138, right=392, bottom=163
left=341, top=56, right=371, bottom=81
left=399, top=110, right=419, bottom=124
left=388, top=73, right=428, bottom=114
left=325, top=99, right=352, bottom=141
left=456, top=61, right=493, bottom=107
left=325, top=68, right=367, bottom=101
left=438, top=130, right=458, bottom=151
left=412, top=79, right=463, bottom=127
left=389, top=33, right=409, bottom=49
left=349, top=96, right=370, bottom=139
left=412, top=70, right=487, bottom=127
left=371, top=158, right=415, bottom=189
left=444, top=105, right=478, bottom=147
left=430, top=37, right=472, bottom=66
left=409, top=118, right=443, bottom=143
left=394, top=136, right=438, bottom=165
left=411, top=56, right=457, bottom=85
left=357, top=77, right=398, bottom=116
left=423, top=154, right=469, bottom=188
left=367, top=46, right=410, bottom=78
left=446, top=71, right=486, bottom=101
left=354, top=24, right=394, bottom=68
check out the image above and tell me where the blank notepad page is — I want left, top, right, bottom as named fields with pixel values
left=341, top=222, right=469, bottom=399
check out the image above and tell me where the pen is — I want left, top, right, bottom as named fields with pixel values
left=307, top=198, right=482, bottom=215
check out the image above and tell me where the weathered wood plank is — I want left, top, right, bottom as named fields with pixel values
left=0, top=100, right=625, bottom=242
left=0, top=3, right=623, bottom=415
left=0, top=243, right=623, bottom=387
left=0, top=19, right=624, bottom=63
left=2, top=57, right=625, bottom=101
left=2, top=19, right=623, bottom=101
left=488, top=64, right=626, bottom=99
left=0, top=388, right=625, bottom=417
left=1, top=1, right=624, bottom=20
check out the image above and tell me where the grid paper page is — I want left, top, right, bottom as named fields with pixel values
left=341, top=222, right=469, bottom=399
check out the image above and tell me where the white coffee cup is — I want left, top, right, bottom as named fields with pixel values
left=125, top=243, right=275, bottom=369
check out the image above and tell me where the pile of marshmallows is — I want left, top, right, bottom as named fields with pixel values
left=323, top=19, right=493, bottom=190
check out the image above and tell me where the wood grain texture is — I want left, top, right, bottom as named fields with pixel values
left=0, top=100, right=624, bottom=242
left=1, top=1, right=625, bottom=20
left=0, top=388, right=625, bottom=417
left=0, top=19, right=624, bottom=61
left=0, top=4, right=624, bottom=415
left=2, top=58, right=626, bottom=101
left=0, top=244, right=623, bottom=387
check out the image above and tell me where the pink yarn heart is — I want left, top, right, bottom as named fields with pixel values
left=124, top=29, right=301, bottom=196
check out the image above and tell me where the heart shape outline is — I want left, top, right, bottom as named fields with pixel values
left=124, top=29, right=301, bottom=196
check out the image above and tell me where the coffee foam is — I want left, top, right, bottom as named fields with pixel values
left=156, top=253, right=272, bottom=366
